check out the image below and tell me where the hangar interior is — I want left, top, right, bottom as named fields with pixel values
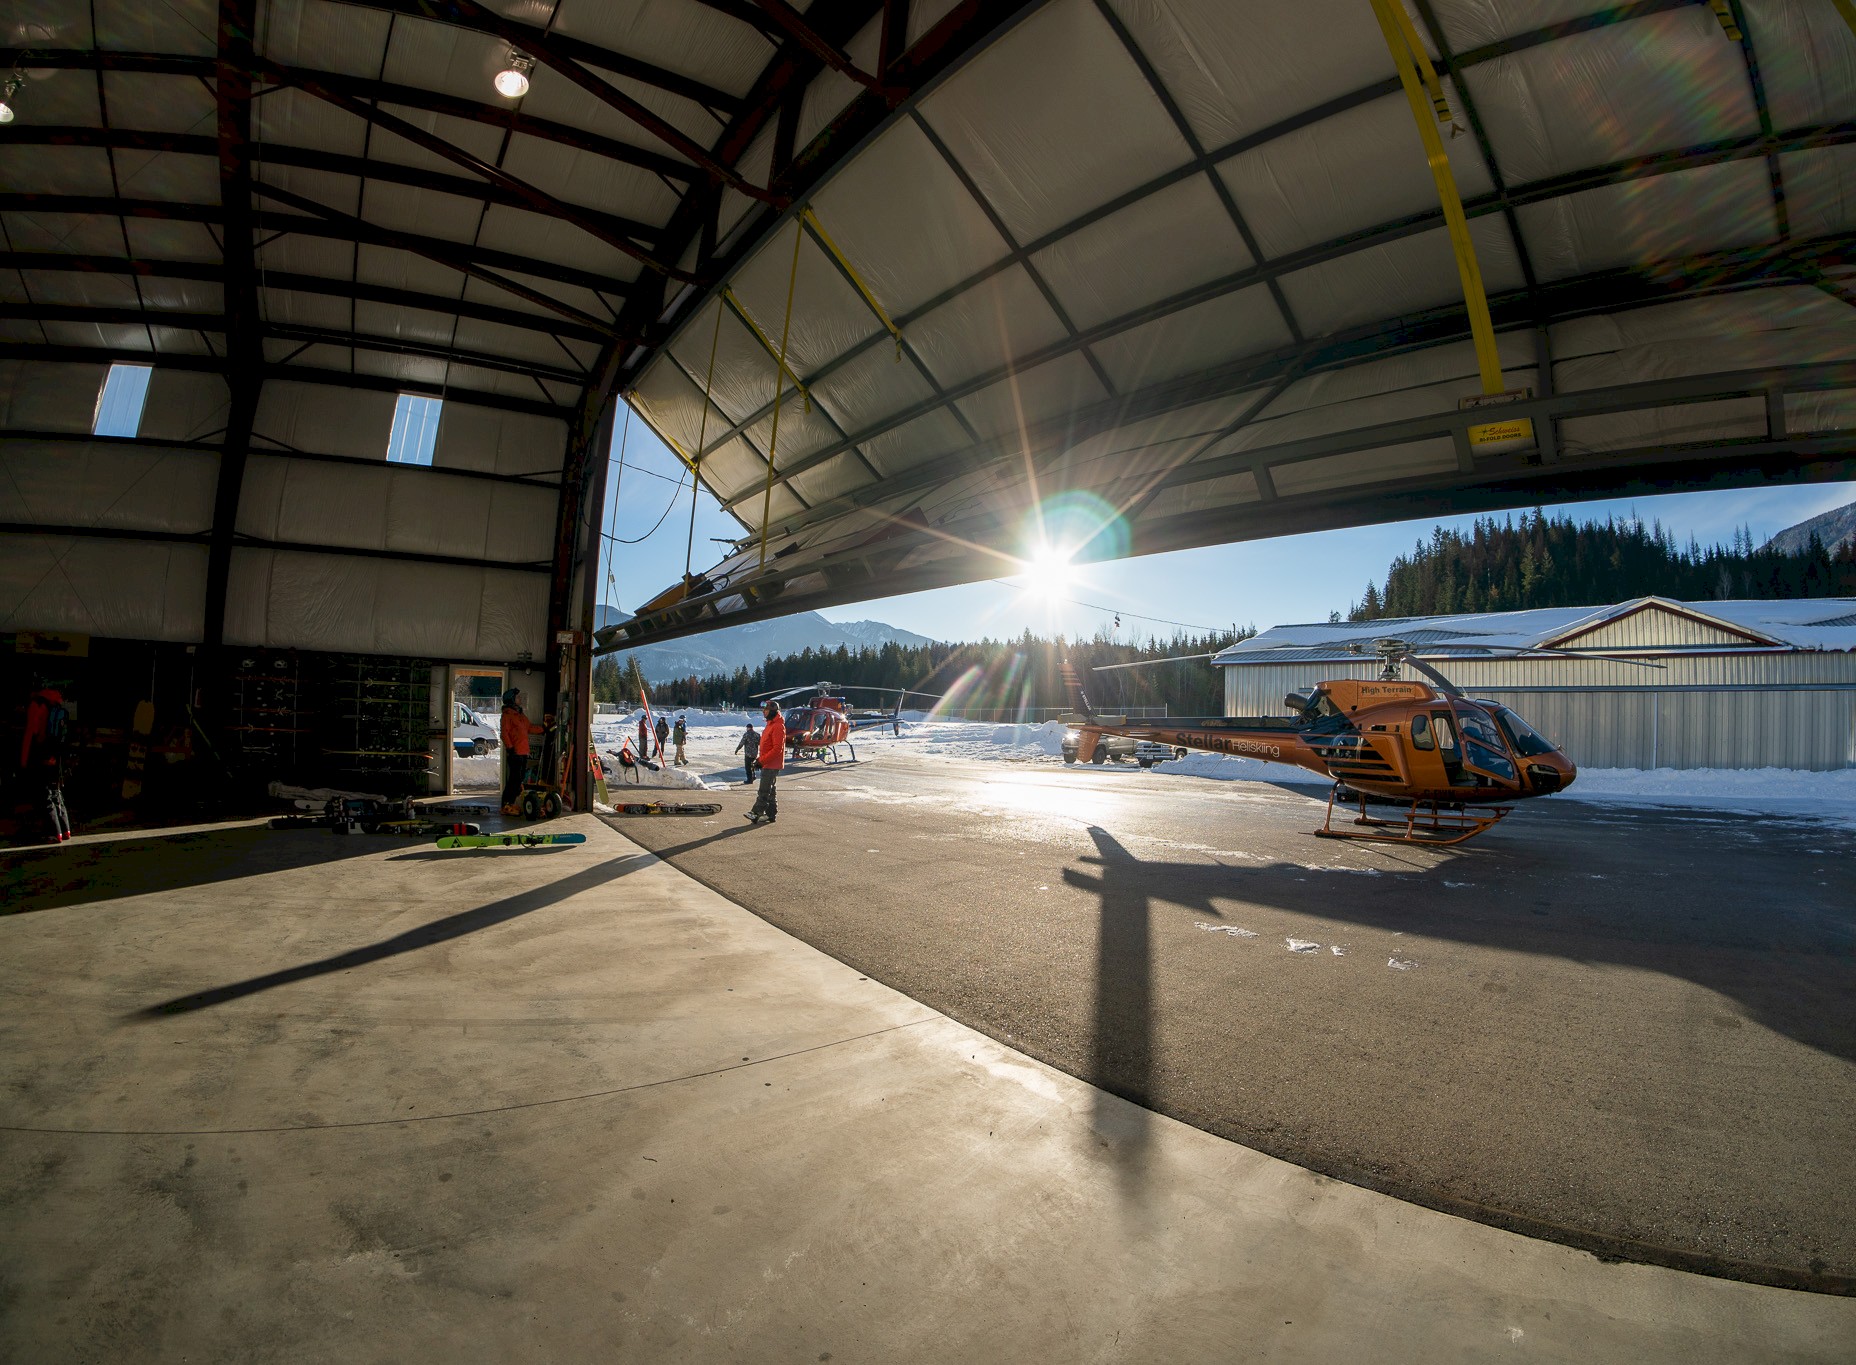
left=5, top=4, right=1856, bottom=1356
left=3, top=0, right=1854, bottom=835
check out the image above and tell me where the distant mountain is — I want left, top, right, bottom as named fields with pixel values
left=596, top=608, right=932, bottom=683
left=1763, top=500, right=1856, bottom=557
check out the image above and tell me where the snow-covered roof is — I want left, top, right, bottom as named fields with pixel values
left=1213, top=597, right=1856, bottom=663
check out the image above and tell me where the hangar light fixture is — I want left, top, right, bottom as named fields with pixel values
left=493, top=50, right=533, bottom=100
left=0, top=75, right=22, bottom=124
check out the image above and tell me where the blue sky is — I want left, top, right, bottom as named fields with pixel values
left=595, top=408, right=1855, bottom=645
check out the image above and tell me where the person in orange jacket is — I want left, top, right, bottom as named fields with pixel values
left=498, top=688, right=551, bottom=815
left=745, top=699, right=785, bottom=825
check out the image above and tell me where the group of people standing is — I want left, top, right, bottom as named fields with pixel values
left=634, top=711, right=690, bottom=767
left=611, top=700, right=786, bottom=826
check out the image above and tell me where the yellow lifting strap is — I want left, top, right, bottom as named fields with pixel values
left=803, top=206, right=905, bottom=360
left=1370, top=0, right=1503, bottom=395
left=758, top=219, right=806, bottom=570
left=723, top=287, right=811, bottom=412
left=685, top=295, right=725, bottom=578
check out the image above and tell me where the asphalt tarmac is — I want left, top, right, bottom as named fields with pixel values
left=606, top=749, right=1856, bottom=1292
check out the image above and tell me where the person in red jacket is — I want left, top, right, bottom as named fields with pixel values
left=498, top=688, right=551, bottom=815
left=19, top=683, right=73, bottom=843
left=745, top=699, right=785, bottom=825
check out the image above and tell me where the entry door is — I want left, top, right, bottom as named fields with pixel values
left=1452, top=707, right=1521, bottom=791
left=448, top=666, right=507, bottom=795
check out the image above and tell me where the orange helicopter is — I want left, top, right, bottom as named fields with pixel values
left=749, top=682, right=942, bottom=763
left=1062, top=639, right=1659, bottom=846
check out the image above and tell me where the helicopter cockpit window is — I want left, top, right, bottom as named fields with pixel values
left=1431, top=713, right=1458, bottom=751
left=1492, top=706, right=1557, bottom=758
left=1455, top=706, right=1519, bottom=782
left=1410, top=714, right=1433, bottom=750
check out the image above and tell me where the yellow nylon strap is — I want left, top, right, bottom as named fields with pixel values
left=803, top=206, right=905, bottom=359
left=1370, top=0, right=1502, bottom=394
left=757, top=219, right=805, bottom=571
left=1382, top=0, right=1456, bottom=128
left=1833, top=0, right=1856, bottom=39
left=723, top=287, right=811, bottom=411
left=685, top=296, right=724, bottom=578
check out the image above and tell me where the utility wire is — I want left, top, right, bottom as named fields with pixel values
left=988, top=580, right=1229, bottom=635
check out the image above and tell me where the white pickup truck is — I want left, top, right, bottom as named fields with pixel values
left=1061, top=729, right=1186, bottom=768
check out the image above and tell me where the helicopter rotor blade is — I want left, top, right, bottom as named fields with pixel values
left=1091, top=652, right=1217, bottom=673
left=1411, top=645, right=1668, bottom=670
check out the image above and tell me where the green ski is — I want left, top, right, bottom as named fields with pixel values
left=437, top=832, right=588, bottom=849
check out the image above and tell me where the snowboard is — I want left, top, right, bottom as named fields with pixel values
left=437, top=832, right=588, bottom=849
left=609, top=802, right=721, bottom=817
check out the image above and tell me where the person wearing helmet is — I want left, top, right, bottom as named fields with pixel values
left=498, top=688, right=550, bottom=815
left=745, top=699, right=785, bottom=825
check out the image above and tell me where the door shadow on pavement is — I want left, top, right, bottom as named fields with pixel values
left=130, top=853, right=648, bottom=1018
left=2, top=825, right=384, bottom=917
left=1059, top=824, right=1855, bottom=1067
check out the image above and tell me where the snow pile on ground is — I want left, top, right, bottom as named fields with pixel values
left=1554, top=767, right=1856, bottom=826
left=890, top=717, right=1071, bottom=761
left=1151, top=751, right=1329, bottom=785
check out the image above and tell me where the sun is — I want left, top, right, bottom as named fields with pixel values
left=1020, top=543, right=1073, bottom=599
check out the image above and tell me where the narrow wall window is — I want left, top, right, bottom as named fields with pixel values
left=386, top=393, right=442, bottom=465
left=92, top=363, right=153, bottom=437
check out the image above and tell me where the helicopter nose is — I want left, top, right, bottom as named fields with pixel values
left=1526, top=752, right=1576, bottom=793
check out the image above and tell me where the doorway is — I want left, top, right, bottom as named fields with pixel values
left=449, top=666, right=506, bottom=796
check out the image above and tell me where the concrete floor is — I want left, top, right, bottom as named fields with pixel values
left=613, top=748, right=1856, bottom=1289
left=2, top=814, right=1853, bottom=1362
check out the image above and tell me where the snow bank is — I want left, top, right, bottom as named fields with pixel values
left=1552, top=767, right=1856, bottom=827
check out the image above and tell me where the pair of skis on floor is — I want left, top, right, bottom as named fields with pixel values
left=435, top=799, right=721, bottom=847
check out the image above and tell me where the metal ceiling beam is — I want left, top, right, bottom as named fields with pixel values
left=356, top=0, right=780, bottom=204
left=0, top=343, right=572, bottom=419
left=703, top=125, right=1856, bottom=505
left=1409, top=0, right=1541, bottom=299
left=748, top=0, right=895, bottom=97
left=203, top=0, right=261, bottom=655
left=0, top=426, right=562, bottom=490
left=278, top=72, right=697, bottom=282
left=1092, top=0, right=1303, bottom=344
left=1721, top=0, right=1789, bottom=241
left=245, top=184, right=629, bottom=331
left=262, top=323, right=588, bottom=385
left=744, top=233, right=1848, bottom=538
left=321, top=0, right=746, bottom=113
left=2, top=125, right=665, bottom=246
left=0, top=50, right=708, bottom=184
left=0, top=190, right=632, bottom=320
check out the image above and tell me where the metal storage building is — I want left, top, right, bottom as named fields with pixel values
left=1212, top=598, right=1856, bottom=771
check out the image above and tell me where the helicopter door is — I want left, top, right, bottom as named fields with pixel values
left=1429, top=712, right=1475, bottom=787
left=1452, top=706, right=1521, bottom=791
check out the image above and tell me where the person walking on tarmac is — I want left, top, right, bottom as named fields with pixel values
left=19, top=681, right=72, bottom=843
left=499, top=688, right=551, bottom=816
left=745, top=699, right=785, bottom=825
left=672, top=714, right=688, bottom=767
left=734, top=721, right=758, bottom=786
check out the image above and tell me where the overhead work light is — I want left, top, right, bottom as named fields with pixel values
left=493, top=50, right=533, bottom=99
left=0, top=75, right=22, bottom=123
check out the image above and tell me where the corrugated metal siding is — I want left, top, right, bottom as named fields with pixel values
left=1556, top=605, right=1767, bottom=650
left=1223, top=653, right=1856, bottom=770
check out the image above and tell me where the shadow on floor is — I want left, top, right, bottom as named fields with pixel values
left=131, top=852, right=649, bottom=1018
left=1, top=824, right=386, bottom=917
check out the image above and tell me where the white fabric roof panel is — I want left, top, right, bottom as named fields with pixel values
left=1, top=441, right=218, bottom=535
left=0, top=536, right=208, bottom=642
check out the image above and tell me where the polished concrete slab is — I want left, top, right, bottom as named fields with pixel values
left=617, top=748, right=1856, bottom=1289
left=2, top=814, right=1852, bottom=1362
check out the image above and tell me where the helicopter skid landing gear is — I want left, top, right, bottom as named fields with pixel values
left=1315, top=789, right=1512, bottom=847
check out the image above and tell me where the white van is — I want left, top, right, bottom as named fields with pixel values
left=453, top=703, right=500, bottom=757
